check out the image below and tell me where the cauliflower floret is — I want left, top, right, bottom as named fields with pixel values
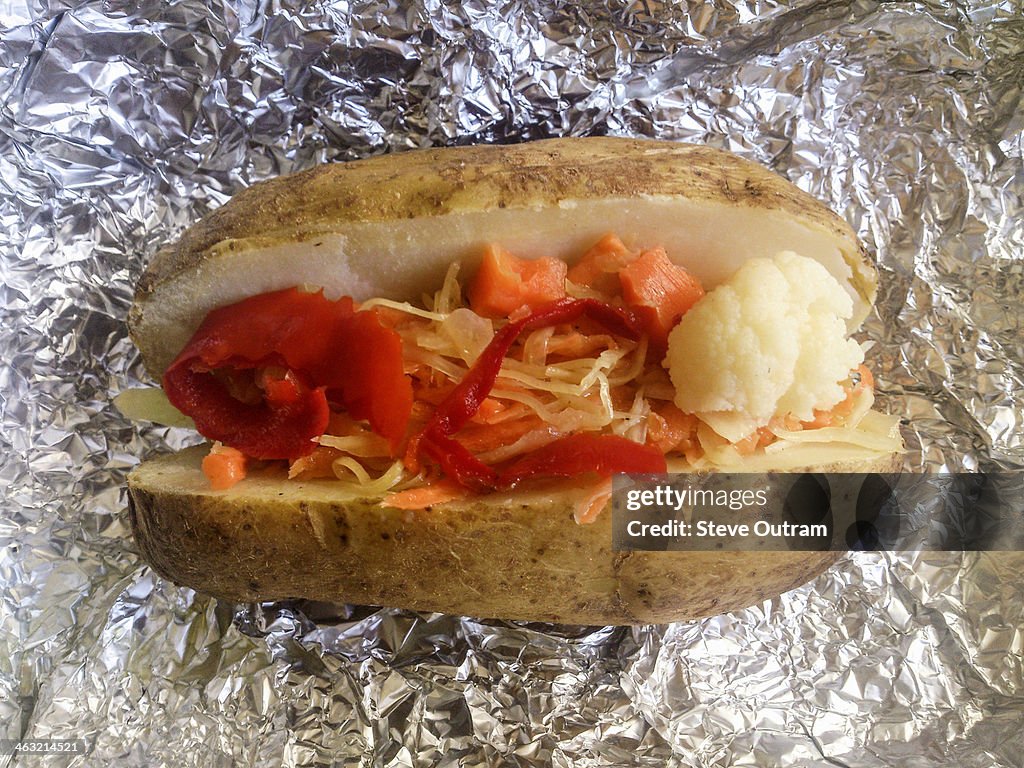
left=665, top=250, right=863, bottom=442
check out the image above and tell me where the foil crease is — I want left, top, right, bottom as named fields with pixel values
left=1, top=1, right=1022, bottom=766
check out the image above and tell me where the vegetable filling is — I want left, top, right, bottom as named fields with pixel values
left=161, top=233, right=901, bottom=518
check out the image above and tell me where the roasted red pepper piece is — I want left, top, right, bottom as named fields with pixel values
left=413, top=298, right=662, bottom=489
left=420, top=432, right=498, bottom=491
left=498, top=434, right=667, bottom=488
left=163, top=288, right=412, bottom=460
left=323, top=310, right=412, bottom=451
left=165, top=360, right=329, bottom=460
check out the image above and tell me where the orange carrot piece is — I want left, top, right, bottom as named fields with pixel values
left=646, top=403, right=699, bottom=455
left=545, top=332, right=618, bottom=359
left=474, top=397, right=506, bottom=422
left=470, top=400, right=530, bottom=426
left=202, top=444, right=247, bottom=490
left=619, top=248, right=704, bottom=348
left=801, top=410, right=835, bottom=430
left=383, top=479, right=470, bottom=510
left=414, top=382, right=457, bottom=406
left=732, top=427, right=777, bottom=456
left=567, top=233, right=638, bottom=296
left=468, top=244, right=567, bottom=318
left=801, top=364, right=876, bottom=429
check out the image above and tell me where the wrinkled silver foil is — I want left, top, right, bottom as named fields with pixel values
left=1, top=1, right=1022, bottom=765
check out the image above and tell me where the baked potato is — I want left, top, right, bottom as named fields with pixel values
left=126, top=138, right=903, bottom=624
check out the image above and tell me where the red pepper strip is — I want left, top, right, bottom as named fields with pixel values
left=163, top=288, right=412, bottom=460
left=414, top=298, right=650, bottom=489
left=497, top=434, right=667, bottom=488
left=420, top=432, right=498, bottom=491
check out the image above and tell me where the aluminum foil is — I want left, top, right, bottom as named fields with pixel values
left=2, top=1, right=1022, bottom=765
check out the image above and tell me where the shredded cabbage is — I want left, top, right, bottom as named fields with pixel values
left=331, top=458, right=405, bottom=494
left=614, top=387, right=650, bottom=443
left=695, top=408, right=903, bottom=471
left=386, top=284, right=649, bottom=461
left=521, top=326, right=555, bottom=366
left=580, top=348, right=632, bottom=391
left=608, top=336, right=648, bottom=387
left=767, top=411, right=903, bottom=454
left=843, top=384, right=875, bottom=429
left=489, top=387, right=609, bottom=432
left=495, top=351, right=632, bottom=397
left=403, top=347, right=468, bottom=381
left=432, top=262, right=464, bottom=314
left=317, top=433, right=390, bottom=457
left=358, top=297, right=450, bottom=323
left=439, top=308, right=494, bottom=364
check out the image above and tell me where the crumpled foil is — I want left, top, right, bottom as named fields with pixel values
left=1, top=1, right=1022, bottom=765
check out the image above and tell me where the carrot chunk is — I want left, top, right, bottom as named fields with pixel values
left=567, top=233, right=638, bottom=296
left=468, top=244, right=567, bottom=318
left=619, top=248, right=704, bottom=348
left=645, top=403, right=699, bottom=455
left=201, top=444, right=247, bottom=490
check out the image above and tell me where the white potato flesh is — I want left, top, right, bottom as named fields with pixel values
left=135, top=196, right=862, bottom=377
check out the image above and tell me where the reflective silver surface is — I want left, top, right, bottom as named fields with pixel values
left=1, top=1, right=1022, bottom=765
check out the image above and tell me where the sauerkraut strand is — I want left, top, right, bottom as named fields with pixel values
left=357, top=298, right=449, bottom=323
left=317, top=433, right=391, bottom=457
left=331, top=458, right=406, bottom=494
left=431, top=262, right=464, bottom=314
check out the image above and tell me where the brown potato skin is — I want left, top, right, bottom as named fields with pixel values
left=128, top=447, right=900, bottom=624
